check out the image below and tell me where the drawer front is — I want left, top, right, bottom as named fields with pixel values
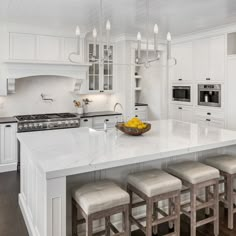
left=135, top=106, right=147, bottom=112
left=80, top=118, right=93, bottom=128
left=134, top=112, right=147, bottom=121
left=196, top=117, right=225, bottom=128
left=196, top=109, right=224, bottom=120
left=93, top=115, right=122, bottom=129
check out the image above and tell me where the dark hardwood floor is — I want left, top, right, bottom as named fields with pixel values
left=1, top=171, right=236, bottom=236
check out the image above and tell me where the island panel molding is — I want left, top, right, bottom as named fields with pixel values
left=17, top=120, right=236, bottom=236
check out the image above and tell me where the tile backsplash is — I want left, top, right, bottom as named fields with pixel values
left=0, top=76, right=113, bottom=117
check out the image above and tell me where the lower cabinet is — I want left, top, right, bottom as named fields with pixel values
left=196, top=117, right=225, bottom=128
left=169, top=105, right=194, bottom=123
left=80, top=115, right=122, bottom=130
left=0, top=123, right=17, bottom=172
left=135, top=106, right=148, bottom=121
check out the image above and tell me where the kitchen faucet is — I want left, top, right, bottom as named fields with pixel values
left=114, top=102, right=124, bottom=122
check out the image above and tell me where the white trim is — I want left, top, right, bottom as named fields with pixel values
left=0, top=162, right=17, bottom=173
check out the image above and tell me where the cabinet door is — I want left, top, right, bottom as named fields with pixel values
left=169, top=105, right=182, bottom=121
left=10, top=33, right=36, bottom=60
left=0, top=124, right=17, bottom=164
left=170, top=43, right=193, bottom=82
left=103, top=45, right=114, bottom=91
left=209, top=36, right=225, bottom=81
left=181, top=107, right=193, bottom=123
left=64, top=37, right=78, bottom=62
left=37, top=35, right=62, bottom=61
left=80, top=118, right=93, bottom=128
left=193, top=39, right=209, bottom=81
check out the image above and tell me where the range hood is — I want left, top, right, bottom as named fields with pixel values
left=0, top=60, right=91, bottom=95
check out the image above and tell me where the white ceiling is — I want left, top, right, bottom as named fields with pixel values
left=1, top=0, right=236, bottom=38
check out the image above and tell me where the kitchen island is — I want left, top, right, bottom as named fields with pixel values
left=17, top=120, right=236, bottom=236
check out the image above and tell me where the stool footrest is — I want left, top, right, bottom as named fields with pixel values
left=196, top=216, right=216, bottom=228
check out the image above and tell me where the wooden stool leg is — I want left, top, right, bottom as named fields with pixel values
left=153, top=202, right=158, bottom=235
left=190, top=185, right=197, bottom=236
left=86, top=217, right=93, bottom=236
left=105, top=216, right=110, bottom=236
left=205, top=186, right=210, bottom=215
left=226, top=174, right=234, bottom=230
left=72, top=201, right=77, bottom=236
left=213, top=181, right=219, bottom=236
left=146, top=199, right=153, bottom=236
left=123, top=205, right=130, bottom=236
left=168, top=198, right=174, bottom=229
left=175, top=193, right=181, bottom=236
left=127, top=186, right=132, bottom=234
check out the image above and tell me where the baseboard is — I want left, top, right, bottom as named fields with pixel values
left=19, top=193, right=37, bottom=236
left=0, top=162, right=17, bottom=173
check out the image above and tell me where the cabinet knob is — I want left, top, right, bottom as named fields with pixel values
left=105, top=119, right=109, bottom=122
left=135, top=115, right=138, bottom=117
left=178, top=107, right=182, bottom=110
left=135, top=108, right=138, bottom=110
left=179, top=78, right=182, bottom=81
left=207, top=112, right=211, bottom=115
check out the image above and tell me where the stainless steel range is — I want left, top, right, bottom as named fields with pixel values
left=15, top=113, right=80, bottom=133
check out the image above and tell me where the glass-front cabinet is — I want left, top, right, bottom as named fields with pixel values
left=87, top=43, right=114, bottom=93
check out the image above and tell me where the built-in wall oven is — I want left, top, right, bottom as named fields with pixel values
left=198, top=84, right=221, bottom=107
left=172, top=85, right=191, bottom=103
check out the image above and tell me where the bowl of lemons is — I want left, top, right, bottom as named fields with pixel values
left=116, top=117, right=151, bottom=136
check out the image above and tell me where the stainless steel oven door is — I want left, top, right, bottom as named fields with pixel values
left=198, top=84, right=221, bottom=107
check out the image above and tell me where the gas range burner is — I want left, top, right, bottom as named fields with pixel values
left=15, top=113, right=80, bottom=132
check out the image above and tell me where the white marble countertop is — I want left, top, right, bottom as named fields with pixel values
left=17, top=120, right=236, bottom=179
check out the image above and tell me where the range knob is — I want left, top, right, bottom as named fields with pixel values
left=23, top=124, right=28, bottom=129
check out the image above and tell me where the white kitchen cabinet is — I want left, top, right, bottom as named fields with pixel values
left=134, top=106, right=148, bottom=121
left=0, top=123, right=17, bottom=167
left=193, top=35, right=225, bottom=82
left=226, top=57, right=236, bottom=130
left=196, top=117, right=225, bottom=128
left=10, top=33, right=37, bottom=60
left=80, top=118, right=93, bottom=128
left=170, top=42, right=193, bottom=82
left=37, top=35, right=62, bottom=61
left=86, top=43, right=114, bottom=94
left=169, top=105, right=193, bottom=123
left=93, top=115, right=122, bottom=130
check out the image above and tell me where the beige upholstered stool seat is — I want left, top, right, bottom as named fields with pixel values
left=72, top=180, right=130, bottom=215
left=127, top=169, right=182, bottom=197
left=205, top=155, right=236, bottom=174
left=167, top=161, right=219, bottom=184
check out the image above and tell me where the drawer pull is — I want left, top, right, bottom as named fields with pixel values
left=179, top=78, right=182, bottom=81
left=105, top=119, right=109, bottom=122
left=178, top=107, right=182, bottom=110
left=207, top=112, right=211, bottom=115
left=135, top=108, right=138, bottom=110
left=206, top=119, right=211, bottom=122
left=5, top=125, right=11, bottom=128
left=83, top=119, right=88, bottom=122
left=100, top=90, right=104, bottom=93
left=135, top=115, right=138, bottom=117
left=206, top=78, right=211, bottom=81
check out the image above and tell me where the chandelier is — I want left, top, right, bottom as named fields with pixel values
left=136, top=0, right=176, bottom=68
left=69, top=0, right=176, bottom=67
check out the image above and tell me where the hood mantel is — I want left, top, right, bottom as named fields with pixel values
left=0, top=60, right=91, bottom=95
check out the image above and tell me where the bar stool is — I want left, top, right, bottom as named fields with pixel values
left=167, top=161, right=220, bottom=236
left=72, top=180, right=130, bottom=236
left=205, top=155, right=236, bottom=229
left=127, top=169, right=182, bottom=236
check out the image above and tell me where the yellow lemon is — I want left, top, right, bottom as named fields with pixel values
left=137, top=125, right=143, bottom=129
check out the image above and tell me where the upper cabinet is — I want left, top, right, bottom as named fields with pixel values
left=85, top=43, right=114, bottom=93
left=193, top=35, right=225, bottom=82
left=170, top=42, right=193, bottom=82
left=9, top=32, right=79, bottom=63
